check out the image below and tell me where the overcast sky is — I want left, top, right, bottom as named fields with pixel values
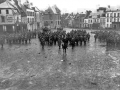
left=21, top=0, right=120, bottom=13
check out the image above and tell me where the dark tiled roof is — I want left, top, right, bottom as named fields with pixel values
left=12, top=0, right=27, bottom=17
left=101, top=13, right=105, bottom=17
left=21, top=5, right=27, bottom=17
left=89, top=16, right=92, bottom=18
left=84, top=11, right=91, bottom=19
left=97, top=7, right=106, bottom=12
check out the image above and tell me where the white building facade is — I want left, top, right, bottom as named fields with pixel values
left=26, top=9, right=35, bottom=31
left=84, top=18, right=89, bottom=28
left=0, top=0, right=21, bottom=33
left=105, top=11, right=113, bottom=28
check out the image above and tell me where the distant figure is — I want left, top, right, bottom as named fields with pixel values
left=58, top=38, right=62, bottom=49
left=87, top=33, right=90, bottom=41
left=94, top=34, right=97, bottom=42
left=0, top=37, right=5, bottom=48
left=62, top=36, right=68, bottom=53
left=70, top=38, right=75, bottom=49
left=40, top=38, right=45, bottom=49
left=62, top=43, right=68, bottom=53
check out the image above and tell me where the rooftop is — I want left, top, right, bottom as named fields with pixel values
left=0, top=1, right=15, bottom=9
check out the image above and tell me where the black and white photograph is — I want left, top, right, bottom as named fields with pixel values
left=0, top=0, right=120, bottom=90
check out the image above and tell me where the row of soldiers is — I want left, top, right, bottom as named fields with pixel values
left=94, top=30, right=120, bottom=46
left=38, top=30, right=90, bottom=51
left=0, top=31, right=37, bottom=48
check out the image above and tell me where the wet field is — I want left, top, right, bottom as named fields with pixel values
left=0, top=29, right=120, bottom=90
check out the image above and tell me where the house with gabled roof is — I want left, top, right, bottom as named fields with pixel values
left=23, top=0, right=36, bottom=31
left=65, top=13, right=75, bottom=28
left=84, top=11, right=92, bottom=28
left=61, top=13, right=69, bottom=28
left=0, top=0, right=21, bottom=33
left=32, top=6, right=43, bottom=30
left=72, top=13, right=85, bottom=28
left=9, top=0, right=28, bottom=32
left=43, top=5, right=61, bottom=29
left=73, top=13, right=80, bottom=28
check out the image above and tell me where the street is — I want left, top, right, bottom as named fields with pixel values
left=0, top=29, right=120, bottom=90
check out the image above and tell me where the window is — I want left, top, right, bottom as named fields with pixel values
left=28, top=18, right=29, bottom=23
left=30, top=12, right=31, bottom=16
left=110, top=18, right=112, bottom=22
left=6, top=10, right=9, bottom=14
left=88, top=20, right=90, bottom=23
left=28, top=12, right=30, bottom=16
left=107, top=24, right=108, bottom=28
left=33, top=12, right=34, bottom=16
left=107, top=18, right=109, bottom=22
left=1, top=16, right=5, bottom=22
left=118, top=18, right=119, bottom=22
left=31, top=12, right=32, bottom=16
left=114, top=18, right=116, bottom=22
left=118, top=13, right=120, bottom=17
left=107, top=13, right=109, bottom=17
left=110, top=13, right=112, bottom=17
left=114, top=13, right=116, bottom=17
left=97, top=19, right=99, bottom=23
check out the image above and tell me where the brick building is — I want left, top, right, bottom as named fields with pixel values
left=43, top=5, right=61, bottom=29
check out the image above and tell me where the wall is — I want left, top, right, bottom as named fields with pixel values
left=43, top=13, right=61, bottom=29
left=105, top=12, right=112, bottom=28
left=0, top=9, right=15, bottom=25
left=26, top=9, right=35, bottom=31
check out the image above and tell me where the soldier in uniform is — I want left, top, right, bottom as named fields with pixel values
left=83, top=35, right=87, bottom=46
left=62, top=36, right=68, bottom=53
left=0, top=35, right=5, bottom=48
left=87, top=33, right=90, bottom=41
left=40, top=37, right=45, bottom=49
left=79, top=35, right=83, bottom=46
left=58, top=36, right=62, bottom=49
left=94, top=34, right=97, bottom=42
left=70, top=37, right=75, bottom=49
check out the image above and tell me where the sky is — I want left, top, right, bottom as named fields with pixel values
left=21, top=0, right=120, bottom=13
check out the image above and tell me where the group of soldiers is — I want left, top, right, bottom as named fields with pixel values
left=0, top=31, right=37, bottom=48
left=38, top=29, right=90, bottom=52
left=94, top=30, right=120, bottom=46
left=0, top=29, right=91, bottom=51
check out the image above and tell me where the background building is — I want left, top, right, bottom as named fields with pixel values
left=43, top=5, right=61, bottom=29
left=0, top=0, right=21, bottom=33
